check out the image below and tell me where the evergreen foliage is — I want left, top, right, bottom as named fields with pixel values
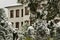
left=28, top=0, right=60, bottom=40
left=28, top=0, right=60, bottom=21
left=0, top=9, right=13, bottom=40
left=46, top=0, right=60, bottom=21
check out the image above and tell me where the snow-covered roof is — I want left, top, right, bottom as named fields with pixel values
left=5, top=3, right=22, bottom=8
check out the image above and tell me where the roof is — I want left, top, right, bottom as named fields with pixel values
left=5, top=3, right=22, bottom=8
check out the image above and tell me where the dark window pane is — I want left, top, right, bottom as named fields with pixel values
left=10, top=10, right=14, bottom=18
left=21, top=22, right=23, bottom=26
left=16, top=22, right=19, bottom=29
left=25, top=7, right=29, bottom=15
left=16, top=9, right=19, bottom=17
left=21, top=9, right=23, bottom=17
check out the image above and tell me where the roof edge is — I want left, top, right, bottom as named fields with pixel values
left=5, top=3, right=23, bottom=8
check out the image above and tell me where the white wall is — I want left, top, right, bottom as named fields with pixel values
left=7, top=5, right=30, bottom=30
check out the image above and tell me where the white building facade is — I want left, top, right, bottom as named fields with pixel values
left=5, top=3, right=30, bottom=30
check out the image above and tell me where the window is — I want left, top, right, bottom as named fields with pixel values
left=21, top=22, right=23, bottom=26
left=21, top=9, right=23, bottom=17
left=25, top=7, right=29, bottom=15
left=10, top=10, right=14, bottom=18
left=16, top=22, right=19, bottom=28
left=16, top=9, right=19, bottom=17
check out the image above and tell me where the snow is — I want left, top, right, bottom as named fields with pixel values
left=28, top=26, right=34, bottom=30
left=5, top=3, right=22, bottom=8
left=40, top=0, right=48, bottom=4
left=1, top=20, right=4, bottom=23
left=57, top=22, right=60, bottom=27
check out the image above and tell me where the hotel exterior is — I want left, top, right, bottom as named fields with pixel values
left=5, top=1, right=30, bottom=30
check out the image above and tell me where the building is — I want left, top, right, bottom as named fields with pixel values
left=5, top=3, right=30, bottom=30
